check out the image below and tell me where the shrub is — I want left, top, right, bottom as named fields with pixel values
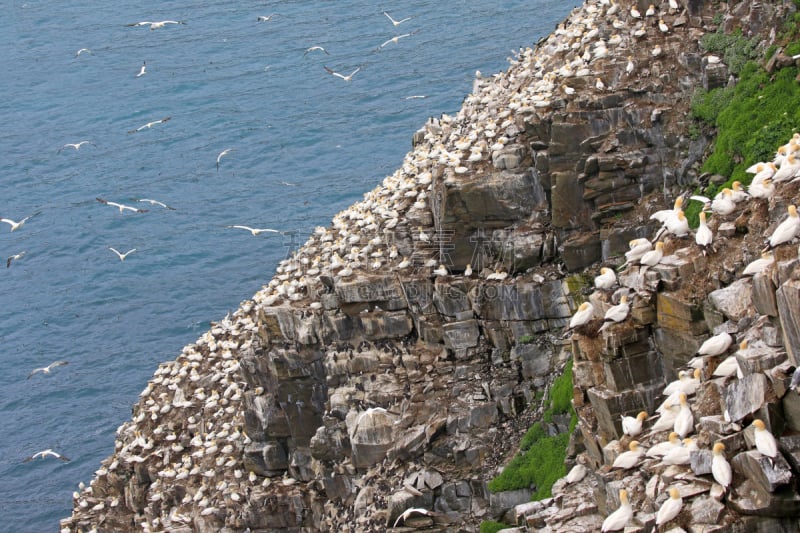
left=488, top=360, right=575, bottom=500
left=691, top=87, right=734, bottom=125
left=700, top=30, right=759, bottom=75
left=518, top=335, right=534, bottom=345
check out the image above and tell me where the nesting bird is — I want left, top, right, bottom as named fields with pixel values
left=621, top=411, right=647, bottom=437
left=765, top=205, right=800, bottom=250
left=569, top=302, right=595, bottom=329
left=599, top=294, right=630, bottom=331
left=673, top=393, right=694, bottom=438
left=751, top=419, right=778, bottom=460
left=612, top=440, right=645, bottom=469
left=655, top=487, right=683, bottom=526
left=711, top=442, right=732, bottom=489
left=601, top=489, right=633, bottom=532
left=594, top=267, right=617, bottom=290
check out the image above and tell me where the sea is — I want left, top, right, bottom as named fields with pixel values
left=1, top=1, right=572, bottom=530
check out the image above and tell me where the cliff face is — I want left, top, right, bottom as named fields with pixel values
left=64, top=1, right=799, bottom=532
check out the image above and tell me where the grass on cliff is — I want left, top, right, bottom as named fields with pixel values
left=480, top=521, right=513, bottom=533
left=687, top=57, right=800, bottom=226
left=488, top=359, right=576, bottom=500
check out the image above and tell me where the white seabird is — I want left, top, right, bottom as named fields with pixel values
left=384, top=11, right=413, bottom=26
left=765, top=205, right=800, bottom=250
left=601, top=489, right=632, bottom=532
left=612, top=440, right=644, bottom=469
left=109, top=247, right=137, bottom=261
left=621, top=411, right=647, bottom=437
left=137, top=198, right=176, bottom=210
left=324, top=66, right=361, bottom=81
left=379, top=31, right=418, bottom=49
left=695, top=211, right=713, bottom=253
left=127, top=116, right=171, bottom=134
left=136, top=61, right=146, bottom=77
left=216, top=148, right=234, bottom=171
left=27, top=360, right=69, bottom=379
left=58, top=140, right=96, bottom=153
left=599, top=295, right=630, bottom=331
left=711, top=442, right=731, bottom=489
left=23, top=449, right=71, bottom=462
left=569, top=302, right=595, bottom=329
left=743, top=251, right=774, bottom=276
left=752, top=419, right=778, bottom=459
left=655, top=487, right=683, bottom=526
left=226, top=225, right=282, bottom=236
left=7, top=251, right=25, bottom=268
left=96, top=197, right=148, bottom=213
left=126, top=20, right=186, bottom=30
left=304, top=46, right=329, bottom=56
left=0, top=211, right=41, bottom=231
left=594, top=267, right=617, bottom=290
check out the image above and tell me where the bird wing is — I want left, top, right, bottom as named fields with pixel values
left=109, top=247, right=123, bottom=258
left=690, top=195, right=711, bottom=204
left=27, top=368, right=44, bottom=379
left=230, top=225, right=253, bottom=231
left=323, top=66, right=342, bottom=78
left=96, top=197, right=109, bottom=205
left=383, top=12, right=398, bottom=24
left=55, top=452, right=71, bottom=462
left=349, top=67, right=361, bottom=77
left=126, top=21, right=152, bottom=26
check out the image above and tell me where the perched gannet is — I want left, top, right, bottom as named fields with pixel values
left=624, top=238, right=652, bottom=264
left=658, top=19, right=669, bottom=33
left=23, top=449, right=71, bottom=462
left=695, top=211, right=713, bottom=253
left=384, top=11, right=413, bottom=26
left=647, top=432, right=681, bottom=458
left=136, top=61, right=146, bottom=77
left=127, top=116, right=171, bottom=133
left=569, top=302, right=595, bottom=329
left=601, top=489, right=632, bottom=532
left=96, top=197, right=148, bottom=213
left=751, top=419, right=778, bottom=460
left=6, top=251, right=25, bottom=268
left=711, top=442, right=732, bottom=489
left=630, top=5, right=642, bottom=18
left=486, top=268, right=509, bottom=281
left=748, top=177, right=775, bottom=200
left=674, top=393, right=694, bottom=438
left=226, top=225, right=282, bottom=236
left=664, top=210, right=690, bottom=238
left=697, top=331, right=733, bottom=357
left=765, top=205, right=800, bottom=250
left=432, top=264, right=448, bottom=276
left=656, top=487, right=683, bottom=526
left=743, top=251, right=774, bottom=276
left=58, top=140, right=96, bottom=153
left=126, top=20, right=186, bottom=30
left=661, top=437, right=697, bottom=465
left=772, top=153, right=800, bottom=183
left=639, top=241, right=665, bottom=267
left=645, top=4, right=656, bottom=16
left=594, top=267, right=617, bottom=290
left=595, top=77, right=606, bottom=91
left=565, top=463, right=588, bottom=484
left=27, top=360, right=69, bottom=379
left=621, top=411, right=647, bottom=437
left=109, top=247, right=137, bottom=261
left=612, top=440, right=645, bottom=469
left=324, top=65, right=361, bottom=81
left=0, top=212, right=40, bottom=231
left=663, top=368, right=701, bottom=397
left=713, top=352, right=742, bottom=379
left=463, top=263, right=473, bottom=277
left=650, top=197, right=683, bottom=224
left=599, top=295, right=630, bottom=331
left=651, top=403, right=679, bottom=432
left=691, top=188, right=737, bottom=215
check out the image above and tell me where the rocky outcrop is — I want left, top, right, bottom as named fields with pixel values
left=64, top=0, right=800, bottom=532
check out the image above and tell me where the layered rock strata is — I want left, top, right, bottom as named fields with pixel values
left=64, top=0, right=797, bottom=531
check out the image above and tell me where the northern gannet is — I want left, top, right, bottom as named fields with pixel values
left=226, top=225, right=282, bottom=236
left=58, top=140, right=96, bottom=153
left=601, top=489, right=632, bottom=532
left=0, top=212, right=40, bottom=231
left=23, top=449, right=71, bottom=462
left=27, top=360, right=69, bottom=379
left=109, top=247, right=137, bottom=261
left=96, top=197, right=148, bottom=213
left=655, top=487, right=683, bottom=526
left=324, top=66, right=361, bottom=81
left=384, top=11, right=413, bottom=26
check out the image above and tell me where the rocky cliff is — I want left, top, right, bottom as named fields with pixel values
left=63, top=1, right=800, bottom=532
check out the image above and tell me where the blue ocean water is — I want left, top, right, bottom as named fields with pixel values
left=0, top=1, right=571, bottom=530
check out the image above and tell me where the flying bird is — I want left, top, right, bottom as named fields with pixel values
left=109, top=247, right=137, bottom=261
left=226, top=225, right=282, bottom=236
left=324, top=66, right=361, bottom=81
left=58, top=140, right=96, bottom=153
left=1, top=212, right=40, bottom=232
left=216, top=148, right=234, bottom=171
left=257, top=15, right=275, bottom=22
left=127, top=116, right=171, bottom=134
left=23, top=449, right=71, bottom=463
left=136, top=61, right=146, bottom=77
left=393, top=508, right=434, bottom=528
left=379, top=31, right=418, bottom=49
left=383, top=11, right=413, bottom=26
left=126, top=20, right=186, bottom=30
left=7, top=251, right=25, bottom=268
left=75, top=48, right=92, bottom=57
left=96, top=197, right=148, bottom=213
left=137, top=198, right=176, bottom=210
left=304, top=46, right=329, bottom=56
left=27, top=361, right=69, bottom=380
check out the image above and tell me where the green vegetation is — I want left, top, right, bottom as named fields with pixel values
left=700, top=29, right=759, bottom=76
left=517, top=335, right=534, bottom=345
left=488, top=360, right=576, bottom=500
left=703, top=63, right=800, bottom=189
left=480, top=520, right=513, bottom=533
